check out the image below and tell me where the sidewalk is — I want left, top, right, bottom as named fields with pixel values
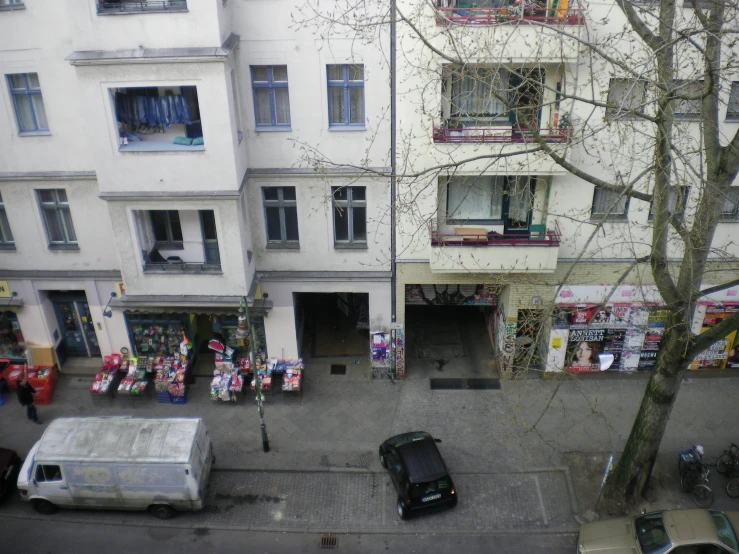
left=0, top=368, right=737, bottom=532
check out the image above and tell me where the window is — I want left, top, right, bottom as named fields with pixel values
left=251, top=66, right=290, bottom=128
left=726, top=82, right=739, bottom=121
left=591, top=188, right=630, bottom=219
left=332, top=186, right=367, bottom=246
left=230, top=69, right=244, bottom=142
left=673, top=80, right=703, bottom=118
left=721, top=188, right=739, bottom=221
left=327, top=65, right=365, bottom=127
left=97, top=1, right=188, bottom=14
left=7, top=73, right=48, bottom=134
left=447, top=177, right=504, bottom=221
left=607, top=78, right=647, bottom=117
left=447, top=67, right=510, bottom=122
left=150, top=211, right=183, bottom=247
left=263, top=187, right=299, bottom=247
left=199, top=210, right=220, bottom=263
left=34, top=464, right=62, bottom=482
left=37, top=189, right=77, bottom=247
left=684, top=0, right=713, bottom=10
left=0, top=0, right=24, bottom=7
left=711, top=511, right=739, bottom=551
left=0, top=192, right=14, bottom=249
left=649, top=186, right=689, bottom=219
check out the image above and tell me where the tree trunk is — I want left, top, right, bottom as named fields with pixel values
left=601, top=318, right=688, bottom=511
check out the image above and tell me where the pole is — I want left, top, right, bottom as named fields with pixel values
left=390, top=0, right=397, bottom=373
left=242, top=297, right=270, bottom=453
left=594, top=434, right=620, bottom=511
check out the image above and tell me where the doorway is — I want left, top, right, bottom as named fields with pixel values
left=503, top=176, right=536, bottom=235
left=50, top=292, right=101, bottom=358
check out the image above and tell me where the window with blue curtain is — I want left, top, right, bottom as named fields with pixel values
left=327, top=65, right=365, bottom=127
left=7, top=73, right=49, bottom=134
left=251, top=66, right=291, bottom=128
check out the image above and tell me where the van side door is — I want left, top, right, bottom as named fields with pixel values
left=32, top=464, right=74, bottom=507
left=66, top=464, right=122, bottom=508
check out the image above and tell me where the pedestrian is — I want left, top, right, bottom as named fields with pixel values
left=16, top=377, right=41, bottom=424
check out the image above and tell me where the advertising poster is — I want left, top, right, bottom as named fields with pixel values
left=566, top=328, right=605, bottom=372
left=638, top=310, right=668, bottom=370
left=689, top=305, right=739, bottom=370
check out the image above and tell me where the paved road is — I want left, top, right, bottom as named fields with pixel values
left=2, top=515, right=577, bottom=554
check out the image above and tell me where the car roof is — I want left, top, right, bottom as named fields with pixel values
left=396, top=438, right=448, bottom=483
left=662, top=510, right=720, bottom=546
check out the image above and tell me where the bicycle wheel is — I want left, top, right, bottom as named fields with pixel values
left=717, top=454, right=734, bottom=476
left=680, top=472, right=693, bottom=493
left=693, top=484, right=714, bottom=508
left=727, top=477, right=739, bottom=499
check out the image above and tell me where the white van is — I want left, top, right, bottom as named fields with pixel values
left=17, top=416, right=214, bottom=519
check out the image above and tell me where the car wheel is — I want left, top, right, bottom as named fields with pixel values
left=379, top=448, right=387, bottom=469
left=397, top=499, right=409, bottom=520
left=149, top=504, right=176, bottom=519
left=31, top=499, right=57, bottom=515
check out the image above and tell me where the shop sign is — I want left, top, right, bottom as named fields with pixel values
left=0, top=281, right=11, bottom=297
left=405, top=284, right=499, bottom=306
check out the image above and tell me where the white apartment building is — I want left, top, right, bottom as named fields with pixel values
left=0, top=0, right=390, bottom=369
left=391, top=0, right=739, bottom=376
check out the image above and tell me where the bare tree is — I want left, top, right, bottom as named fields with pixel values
left=291, top=0, right=739, bottom=508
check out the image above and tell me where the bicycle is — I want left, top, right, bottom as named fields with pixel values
left=717, top=443, right=739, bottom=476
left=727, top=477, right=739, bottom=498
left=678, top=446, right=714, bottom=508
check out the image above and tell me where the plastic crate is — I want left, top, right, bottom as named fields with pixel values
left=32, top=383, right=53, bottom=405
left=2, top=365, right=27, bottom=389
left=170, top=394, right=187, bottom=404
left=156, top=391, right=172, bottom=404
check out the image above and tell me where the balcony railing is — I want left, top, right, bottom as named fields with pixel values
left=430, top=220, right=561, bottom=246
left=433, top=122, right=569, bottom=143
left=143, top=261, right=222, bottom=274
left=97, top=0, right=187, bottom=14
left=436, top=4, right=584, bottom=25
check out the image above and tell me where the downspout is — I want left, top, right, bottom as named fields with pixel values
left=390, top=0, right=397, bottom=328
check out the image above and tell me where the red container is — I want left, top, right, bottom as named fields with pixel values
left=2, top=364, right=28, bottom=389
left=31, top=381, right=53, bottom=405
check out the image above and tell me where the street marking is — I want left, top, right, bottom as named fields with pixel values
left=534, top=475, right=549, bottom=527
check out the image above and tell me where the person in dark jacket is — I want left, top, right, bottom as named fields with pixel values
left=16, top=379, right=41, bottom=424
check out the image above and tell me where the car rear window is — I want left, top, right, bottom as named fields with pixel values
left=710, top=511, right=739, bottom=551
left=408, top=476, right=450, bottom=499
left=635, top=513, right=673, bottom=554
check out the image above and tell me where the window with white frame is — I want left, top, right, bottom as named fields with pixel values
left=251, top=66, right=290, bottom=128
left=673, top=80, right=703, bottom=118
left=332, top=186, right=367, bottom=245
left=649, top=186, right=689, bottom=220
left=606, top=78, right=647, bottom=117
left=0, top=191, right=14, bottom=249
left=726, top=82, right=739, bottom=121
left=447, top=177, right=504, bottom=221
left=721, top=188, right=739, bottom=221
left=327, top=65, right=365, bottom=127
left=0, top=0, right=24, bottom=6
left=446, top=67, right=510, bottom=122
left=150, top=211, right=183, bottom=248
left=263, top=187, right=299, bottom=247
left=591, top=188, right=630, bottom=219
left=37, top=190, right=77, bottom=247
left=7, top=73, right=48, bottom=134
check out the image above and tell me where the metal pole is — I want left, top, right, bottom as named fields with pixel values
left=595, top=434, right=620, bottom=511
left=390, top=0, right=397, bottom=327
left=242, top=297, right=270, bottom=453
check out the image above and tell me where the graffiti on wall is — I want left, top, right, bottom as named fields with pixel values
left=405, top=284, right=500, bottom=306
left=395, top=328, right=405, bottom=379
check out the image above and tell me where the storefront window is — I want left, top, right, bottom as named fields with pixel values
left=0, top=311, right=26, bottom=361
left=219, top=315, right=267, bottom=357
left=126, top=313, right=190, bottom=357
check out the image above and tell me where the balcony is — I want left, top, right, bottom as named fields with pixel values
left=433, top=122, right=569, bottom=144
left=435, top=1, right=584, bottom=25
left=97, top=0, right=187, bottom=14
left=429, top=220, right=561, bottom=273
left=143, top=261, right=222, bottom=273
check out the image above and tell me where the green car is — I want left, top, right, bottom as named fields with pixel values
left=577, top=509, right=739, bottom=554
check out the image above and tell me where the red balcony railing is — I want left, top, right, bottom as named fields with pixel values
left=433, top=123, right=569, bottom=143
left=430, top=219, right=561, bottom=246
left=436, top=4, right=585, bottom=25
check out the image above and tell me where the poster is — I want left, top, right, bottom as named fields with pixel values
left=689, top=305, right=739, bottom=370
left=638, top=310, right=668, bottom=370
left=371, top=332, right=391, bottom=362
left=566, top=328, right=605, bottom=372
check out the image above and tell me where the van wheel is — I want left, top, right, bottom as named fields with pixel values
left=31, top=499, right=57, bottom=515
left=149, top=504, right=176, bottom=519
left=397, top=499, right=409, bottom=520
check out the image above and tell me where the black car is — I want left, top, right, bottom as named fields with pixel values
left=0, top=448, right=21, bottom=503
left=379, top=431, right=457, bottom=519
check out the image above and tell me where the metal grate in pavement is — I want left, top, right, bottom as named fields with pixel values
left=330, top=365, right=347, bottom=375
left=430, top=378, right=501, bottom=390
left=319, top=534, right=338, bottom=549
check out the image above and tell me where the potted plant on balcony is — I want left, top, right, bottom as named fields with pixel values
left=448, top=117, right=464, bottom=138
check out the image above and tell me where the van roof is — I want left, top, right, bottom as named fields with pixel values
left=36, top=417, right=203, bottom=464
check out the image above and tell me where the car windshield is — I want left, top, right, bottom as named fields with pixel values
left=634, top=513, right=673, bottom=554
left=710, top=511, right=739, bottom=551
left=408, top=476, right=450, bottom=499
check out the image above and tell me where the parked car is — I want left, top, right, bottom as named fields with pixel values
left=577, top=509, right=739, bottom=554
left=0, top=447, right=21, bottom=503
left=379, top=431, right=457, bottom=519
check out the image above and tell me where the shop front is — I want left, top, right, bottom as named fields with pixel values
left=0, top=310, right=26, bottom=363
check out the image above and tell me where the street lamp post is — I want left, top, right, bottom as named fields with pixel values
left=235, top=297, right=270, bottom=453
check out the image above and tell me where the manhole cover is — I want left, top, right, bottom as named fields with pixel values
left=319, top=534, right=338, bottom=549
left=330, top=365, right=346, bottom=375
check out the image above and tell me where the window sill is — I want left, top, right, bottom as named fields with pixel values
left=155, top=242, right=184, bottom=250
left=725, top=116, right=739, bottom=122
left=0, top=244, right=16, bottom=251
left=719, top=218, right=739, bottom=223
left=143, top=263, right=222, bottom=274
left=18, top=130, right=51, bottom=137
left=119, top=141, right=205, bottom=152
left=448, top=219, right=504, bottom=225
left=328, top=127, right=366, bottom=132
left=334, top=242, right=368, bottom=250
left=0, top=3, right=25, bottom=11
left=266, top=242, right=300, bottom=250
left=590, top=217, right=629, bottom=222
left=97, top=7, right=188, bottom=16
left=255, top=126, right=292, bottom=133
left=48, top=243, right=80, bottom=251
left=674, top=115, right=701, bottom=120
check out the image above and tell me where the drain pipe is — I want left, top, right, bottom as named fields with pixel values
left=390, top=0, right=398, bottom=377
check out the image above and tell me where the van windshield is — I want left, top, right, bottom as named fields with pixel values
left=408, top=476, right=450, bottom=499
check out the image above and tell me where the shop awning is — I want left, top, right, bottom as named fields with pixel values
left=2, top=296, right=23, bottom=308
left=109, top=295, right=272, bottom=317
